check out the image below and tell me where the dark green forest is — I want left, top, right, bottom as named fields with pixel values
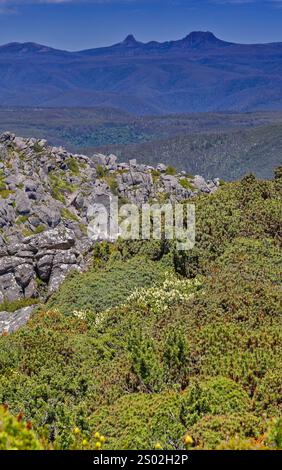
left=1, top=108, right=282, bottom=180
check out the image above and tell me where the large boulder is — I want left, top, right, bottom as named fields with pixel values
left=34, top=204, right=61, bottom=228
left=0, top=306, right=35, bottom=335
left=15, top=192, right=31, bottom=215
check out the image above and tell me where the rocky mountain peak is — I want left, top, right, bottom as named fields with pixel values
left=122, top=34, right=140, bottom=46
left=183, top=31, right=231, bottom=48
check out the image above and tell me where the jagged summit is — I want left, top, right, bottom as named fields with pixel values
left=183, top=31, right=231, bottom=48
left=122, top=34, right=139, bottom=46
left=118, top=31, right=230, bottom=50
left=79, top=30, right=232, bottom=56
left=185, top=31, right=219, bottom=42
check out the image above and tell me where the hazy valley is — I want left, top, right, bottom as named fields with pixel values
left=0, top=107, right=281, bottom=180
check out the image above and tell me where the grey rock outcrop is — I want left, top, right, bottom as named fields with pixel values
left=0, top=132, right=219, bottom=304
left=0, top=226, right=84, bottom=302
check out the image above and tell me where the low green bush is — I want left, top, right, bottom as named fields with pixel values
left=179, top=178, right=194, bottom=190
left=0, top=406, right=43, bottom=450
left=165, top=165, right=177, bottom=176
left=0, top=173, right=280, bottom=449
left=46, top=256, right=168, bottom=315
left=0, top=298, right=39, bottom=313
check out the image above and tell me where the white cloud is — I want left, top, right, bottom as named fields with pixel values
left=0, top=0, right=139, bottom=4
left=0, top=0, right=137, bottom=12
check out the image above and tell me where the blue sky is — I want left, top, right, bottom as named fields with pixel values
left=0, top=0, right=282, bottom=50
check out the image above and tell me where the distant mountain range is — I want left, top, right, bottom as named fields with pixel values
left=1, top=31, right=282, bottom=114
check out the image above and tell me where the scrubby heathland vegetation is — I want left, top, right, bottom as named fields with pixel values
left=0, top=170, right=281, bottom=450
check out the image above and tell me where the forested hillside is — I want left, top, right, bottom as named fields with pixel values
left=0, top=170, right=281, bottom=450
left=103, top=123, right=282, bottom=180
left=0, top=108, right=281, bottom=180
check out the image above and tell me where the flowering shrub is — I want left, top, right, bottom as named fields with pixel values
left=126, top=273, right=202, bottom=314
left=0, top=406, right=43, bottom=450
left=46, top=256, right=167, bottom=315
left=65, top=428, right=107, bottom=450
left=73, top=310, right=87, bottom=320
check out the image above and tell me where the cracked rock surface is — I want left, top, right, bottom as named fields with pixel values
left=0, top=306, right=35, bottom=334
